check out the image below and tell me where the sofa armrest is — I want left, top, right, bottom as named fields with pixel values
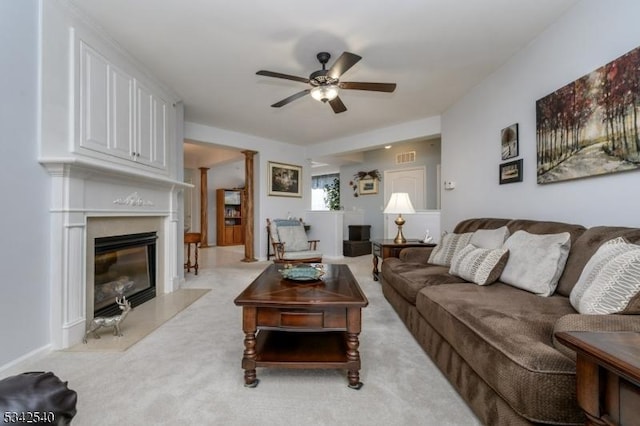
left=399, top=247, right=435, bottom=265
left=553, top=313, right=640, bottom=360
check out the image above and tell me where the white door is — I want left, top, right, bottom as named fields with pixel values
left=383, top=167, right=426, bottom=209
left=383, top=167, right=427, bottom=239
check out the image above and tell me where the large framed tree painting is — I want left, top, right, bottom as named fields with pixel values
left=536, top=46, right=640, bottom=184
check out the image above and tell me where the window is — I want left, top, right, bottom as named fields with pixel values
left=311, top=173, right=339, bottom=211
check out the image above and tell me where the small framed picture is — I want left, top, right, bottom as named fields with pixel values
left=499, top=159, right=523, bottom=184
left=358, top=178, right=378, bottom=195
left=501, top=123, right=519, bottom=160
left=268, top=161, right=302, bottom=197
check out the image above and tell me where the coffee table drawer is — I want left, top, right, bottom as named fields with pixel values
left=257, top=308, right=346, bottom=329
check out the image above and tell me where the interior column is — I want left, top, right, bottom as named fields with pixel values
left=241, top=150, right=257, bottom=262
left=199, top=167, right=210, bottom=248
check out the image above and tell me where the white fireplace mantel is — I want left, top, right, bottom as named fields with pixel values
left=40, top=159, right=191, bottom=349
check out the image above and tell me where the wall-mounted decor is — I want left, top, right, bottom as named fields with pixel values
left=499, top=159, right=523, bottom=184
left=268, top=161, right=302, bottom=197
left=536, top=45, right=640, bottom=184
left=501, top=123, right=519, bottom=160
left=349, top=170, right=381, bottom=197
left=358, top=178, right=379, bottom=195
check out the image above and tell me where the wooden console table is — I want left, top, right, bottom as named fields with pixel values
left=371, top=239, right=436, bottom=281
left=555, top=331, right=640, bottom=426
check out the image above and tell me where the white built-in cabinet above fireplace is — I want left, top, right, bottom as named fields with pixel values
left=39, top=0, right=188, bottom=349
left=77, top=40, right=169, bottom=173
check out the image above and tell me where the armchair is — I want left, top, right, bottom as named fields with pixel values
left=267, top=218, right=322, bottom=263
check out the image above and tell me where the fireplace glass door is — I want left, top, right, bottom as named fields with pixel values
left=94, top=232, right=157, bottom=317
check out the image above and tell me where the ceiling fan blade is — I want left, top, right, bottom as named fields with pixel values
left=257, top=70, right=309, bottom=84
left=339, top=82, right=397, bottom=92
left=271, top=89, right=310, bottom=108
left=328, top=52, right=362, bottom=79
left=329, top=96, right=347, bottom=114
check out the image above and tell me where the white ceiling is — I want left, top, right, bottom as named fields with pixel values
left=70, top=0, right=579, bottom=146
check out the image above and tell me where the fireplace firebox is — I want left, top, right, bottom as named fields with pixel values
left=94, top=232, right=157, bottom=317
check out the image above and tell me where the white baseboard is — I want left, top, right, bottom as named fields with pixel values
left=0, top=344, right=52, bottom=378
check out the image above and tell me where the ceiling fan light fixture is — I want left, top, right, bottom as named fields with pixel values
left=310, top=84, right=339, bottom=103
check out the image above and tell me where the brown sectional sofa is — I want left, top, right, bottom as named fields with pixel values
left=380, top=218, right=640, bottom=425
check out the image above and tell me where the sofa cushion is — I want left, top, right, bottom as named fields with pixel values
left=277, top=225, right=310, bottom=251
left=558, top=226, right=640, bottom=296
left=452, top=218, right=511, bottom=233
left=428, top=232, right=473, bottom=266
left=398, top=246, right=435, bottom=264
left=381, top=258, right=465, bottom=304
left=570, top=237, right=640, bottom=314
left=449, top=244, right=509, bottom=285
left=553, top=313, right=640, bottom=360
left=416, top=283, right=579, bottom=423
left=469, top=226, right=510, bottom=249
left=500, top=230, right=571, bottom=296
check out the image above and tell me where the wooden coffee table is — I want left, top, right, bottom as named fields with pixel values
left=234, top=263, right=368, bottom=389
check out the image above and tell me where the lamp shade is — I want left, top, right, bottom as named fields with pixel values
left=383, top=193, right=415, bottom=214
left=310, top=85, right=339, bottom=103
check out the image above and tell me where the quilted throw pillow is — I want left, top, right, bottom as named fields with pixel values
left=449, top=244, right=510, bottom=285
left=570, top=237, right=640, bottom=314
left=428, top=232, right=473, bottom=266
left=499, top=230, right=571, bottom=296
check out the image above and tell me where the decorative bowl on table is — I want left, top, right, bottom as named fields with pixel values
left=280, top=264, right=325, bottom=282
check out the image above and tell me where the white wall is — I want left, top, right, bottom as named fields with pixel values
left=0, top=0, right=52, bottom=369
left=441, top=0, right=640, bottom=232
left=340, top=139, right=441, bottom=239
left=185, top=122, right=312, bottom=259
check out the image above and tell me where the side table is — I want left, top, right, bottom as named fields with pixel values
left=184, top=232, right=201, bottom=275
left=555, top=331, right=640, bottom=426
left=371, top=239, right=436, bottom=281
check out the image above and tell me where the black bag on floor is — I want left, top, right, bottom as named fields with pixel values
left=0, top=371, right=77, bottom=425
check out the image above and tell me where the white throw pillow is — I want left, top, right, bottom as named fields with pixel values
left=499, top=230, right=571, bottom=296
left=428, top=232, right=473, bottom=266
left=449, top=244, right=510, bottom=286
left=469, top=226, right=510, bottom=249
left=570, top=237, right=640, bottom=314
left=276, top=225, right=310, bottom=252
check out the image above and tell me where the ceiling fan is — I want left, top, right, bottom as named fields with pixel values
left=256, top=51, right=396, bottom=114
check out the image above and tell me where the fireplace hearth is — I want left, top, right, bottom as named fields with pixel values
left=94, top=232, right=157, bottom=317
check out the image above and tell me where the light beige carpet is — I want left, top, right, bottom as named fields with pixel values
left=7, top=250, right=480, bottom=425
left=66, top=289, right=210, bottom=352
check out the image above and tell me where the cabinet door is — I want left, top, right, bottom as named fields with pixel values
left=233, top=225, right=244, bottom=244
left=135, top=81, right=153, bottom=165
left=224, top=227, right=235, bottom=245
left=109, top=65, right=134, bottom=158
left=151, top=95, right=167, bottom=169
left=79, top=43, right=109, bottom=152
left=135, top=81, right=167, bottom=170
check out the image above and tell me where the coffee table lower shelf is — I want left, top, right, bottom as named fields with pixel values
left=243, top=330, right=362, bottom=389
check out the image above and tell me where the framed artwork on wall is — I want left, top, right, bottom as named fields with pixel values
left=499, top=159, right=523, bottom=184
left=268, top=161, right=302, bottom=197
left=501, top=123, right=519, bottom=160
left=536, top=44, right=640, bottom=184
left=358, top=178, right=378, bottom=195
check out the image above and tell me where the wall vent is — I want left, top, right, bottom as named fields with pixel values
left=396, top=151, right=416, bottom=164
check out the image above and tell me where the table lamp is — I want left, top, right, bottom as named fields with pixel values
left=384, top=193, right=415, bottom=244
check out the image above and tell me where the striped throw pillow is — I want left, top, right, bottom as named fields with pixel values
left=449, top=244, right=510, bottom=285
left=428, top=232, right=473, bottom=267
left=570, top=237, right=640, bottom=314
